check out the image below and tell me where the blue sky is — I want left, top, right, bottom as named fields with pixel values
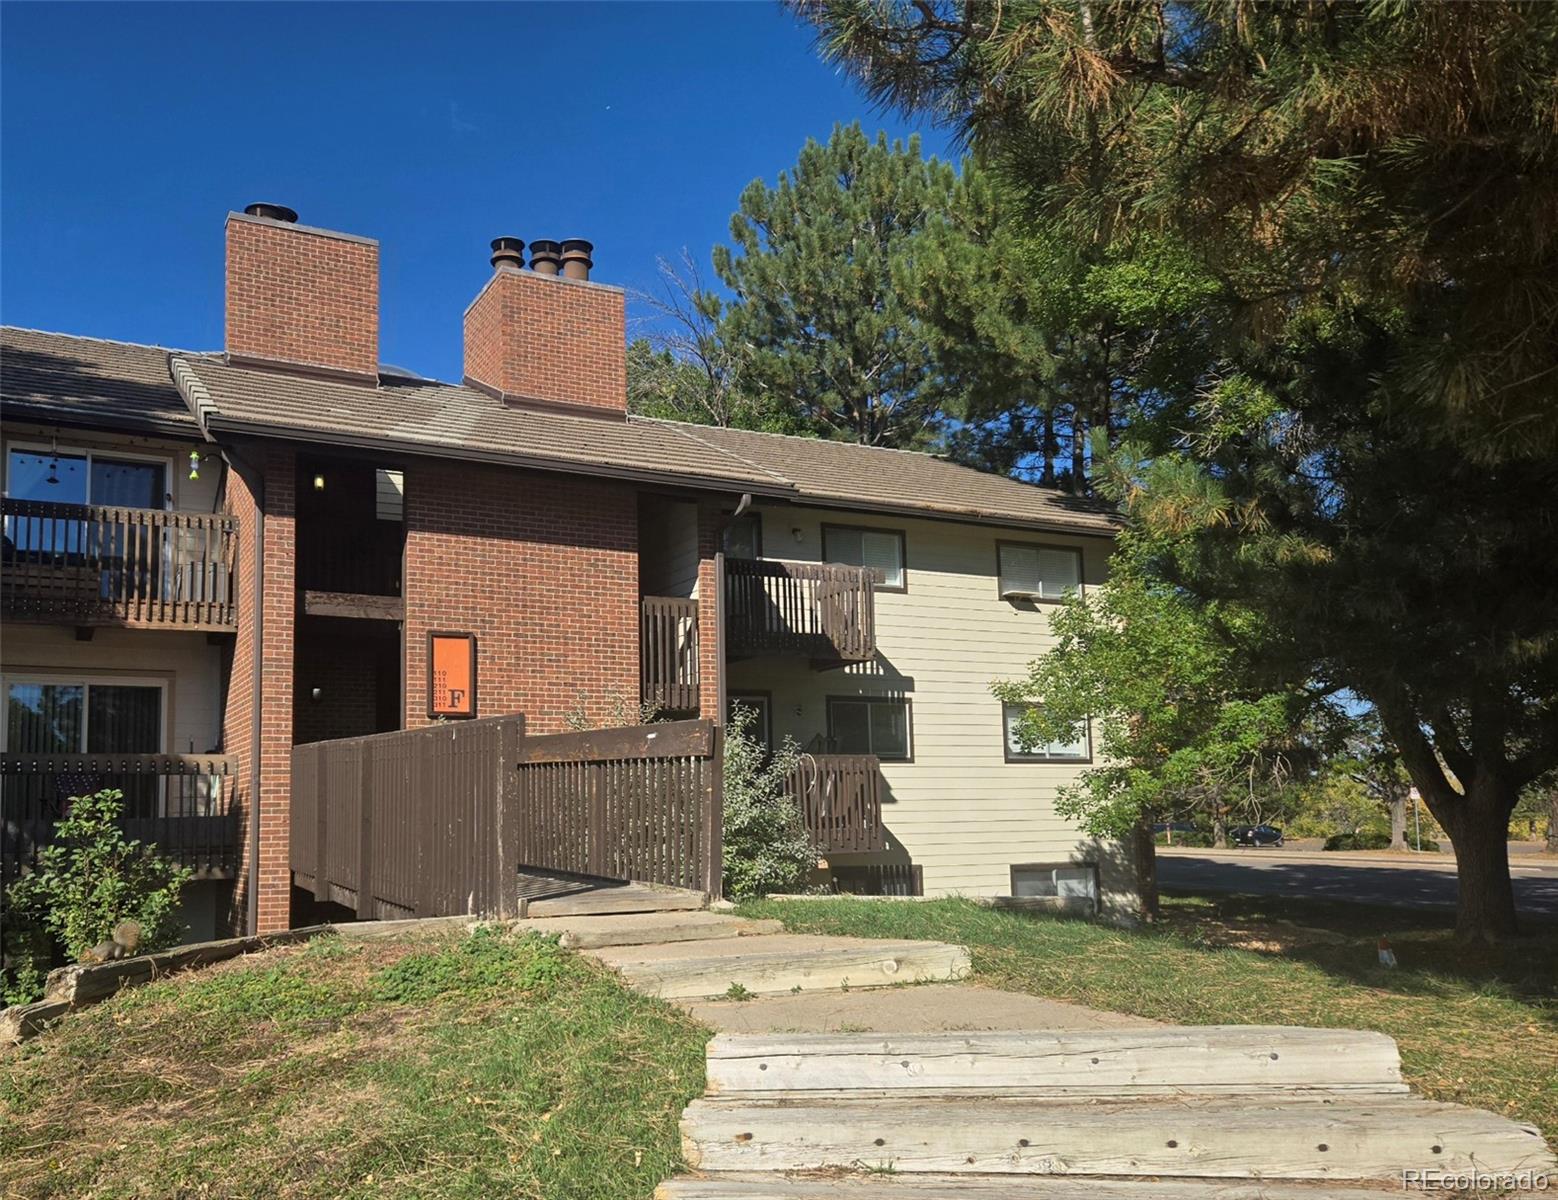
left=1, top=1, right=954, bottom=383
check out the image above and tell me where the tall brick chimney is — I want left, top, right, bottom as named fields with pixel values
left=463, top=237, right=626, bottom=417
left=225, top=204, right=380, bottom=382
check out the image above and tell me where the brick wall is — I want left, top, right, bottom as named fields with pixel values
left=463, top=268, right=626, bottom=416
left=696, top=504, right=724, bottom=723
left=292, top=632, right=391, bottom=745
left=402, top=460, right=639, bottom=733
left=226, top=214, right=379, bottom=380
left=221, top=446, right=298, bottom=935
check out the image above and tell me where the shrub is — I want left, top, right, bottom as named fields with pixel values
left=721, top=705, right=815, bottom=900
left=1324, top=830, right=1440, bottom=852
left=4, top=789, right=191, bottom=1000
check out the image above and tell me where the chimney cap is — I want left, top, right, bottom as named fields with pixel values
left=559, top=238, right=594, bottom=281
left=244, top=202, right=298, bottom=223
left=490, top=236, right=526, bottom=271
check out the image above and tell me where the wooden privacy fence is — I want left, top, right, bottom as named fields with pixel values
left=1, top=499, right=239, bottom=630
left=515, top=720, right=722, bottom=897
left=291, top=716, right=723, bottom=921
left=725, top=559, right=877, bottom=663
left=640, top=596, right=700, bottom=713
left=785, top=753, right=886, bottom=854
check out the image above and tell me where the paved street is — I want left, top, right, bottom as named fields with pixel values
left=1156, top=851, right=1558, bottom=920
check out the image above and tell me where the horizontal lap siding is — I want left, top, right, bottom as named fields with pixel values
left=728, top=506, right=1135, bottom=912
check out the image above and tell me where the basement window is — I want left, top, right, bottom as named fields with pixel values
left=1010, top=863, right=1099, bottom=909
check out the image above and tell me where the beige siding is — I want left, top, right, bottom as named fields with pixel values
left=641, top=499, right=700, bottom=599
left=1, top=625, right=225, bottom=754
left=726, top=505, right=1135, bottom=914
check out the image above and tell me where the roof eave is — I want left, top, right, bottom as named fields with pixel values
left=0, top=399, right=201, bottom=441
left=198, top=413, right=798, bottom=499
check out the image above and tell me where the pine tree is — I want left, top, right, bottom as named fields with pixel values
left=713, top=123, right=961, bottom=448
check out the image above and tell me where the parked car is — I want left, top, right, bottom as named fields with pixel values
left=1228, top=824, right=1284, bottom=847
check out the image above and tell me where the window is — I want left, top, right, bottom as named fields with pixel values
left=723, top=513, right=762, bottom=561
left=1010, top=863, right=1099, bottom=910
left=823, top=525, right=905, bottom=590
left=1003, top=702, right=1090, bottom=762
left=997, top=542, right=1082, bottom=602
left=2, top=674, right=168, bottom=817
left=727, top=692, right=772, bottom=753
left=5, top=447, right=168, bottom=508
left=827, top=696, right=911, bottom=760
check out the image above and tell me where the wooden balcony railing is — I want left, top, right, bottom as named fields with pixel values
left=785, top=752, right=886, bottom=854
left=641, top=596, right=699, bottom=713
left=297, top=520, right=404, bottom=597
left=1, top=499, right=239, bottom=630
left=725, top=559, right=877, bottom=663
left=1, top=753, right=241, bottom=880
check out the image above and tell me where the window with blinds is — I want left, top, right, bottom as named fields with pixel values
left=998, top=543, right=1081, bottom=601
left=827, top=696, right=911, bottom=760
left=823, top=525, right=905, bottom=589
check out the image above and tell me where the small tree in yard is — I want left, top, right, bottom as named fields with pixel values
left=4, top=789, right=190, bottom=1002
left=721, top=705, right=814, bottom=900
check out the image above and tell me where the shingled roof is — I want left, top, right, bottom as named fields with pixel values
left=3, top=325, right=1117, bottom=535
left=1, top=327, right=197, bottom=435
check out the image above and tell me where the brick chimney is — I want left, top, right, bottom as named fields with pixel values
left=225, top=204, right=379, bottom=382
left=463, top=237, right=626, bottom=417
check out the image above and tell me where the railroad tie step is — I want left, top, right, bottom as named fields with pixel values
left=518, top=911, right=784, bottom=950
left=588, top=935, right=972, bottom=1000
left=655, top=1173, right=1422, bottom=1199
left=703, top=1026, right=1409, bottom=1098
left=678, top=1093, right=1556, bottom=1180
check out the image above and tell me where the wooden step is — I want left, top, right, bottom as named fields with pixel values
left=704, top=1027, right=1406, bottom=1097
left=590, top=935, right=971, bottom=1000
left=525, top=884, right=706, bottom=918
left=657, top=1174, right=1407, bottom=1199
left=519, top=911, right=784, bottom=949
left=680, top=1094, right=1556, bottom=1179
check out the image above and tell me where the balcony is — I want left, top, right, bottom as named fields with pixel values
left=784, top=752, right=886, bottom=854
left=1, top=752, right=241, bottom=880
left=641, top=596, right=699, bottom=713
left=296, top=519, right=405, bottom=620
left=1, top=499, right=239, bottom=631
left=724, top=559, right=877, bottom=665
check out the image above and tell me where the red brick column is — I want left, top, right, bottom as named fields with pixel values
left=252, top=448, right=296, bottom=932
left=696, top=504, right=724, bottom=724
left=221, top=446, right=296, bottom=935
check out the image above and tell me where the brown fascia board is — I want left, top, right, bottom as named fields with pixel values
left=0, top=399, right=201, bottom=442
left=751, top=491, right=1121, bottom=539
left=195, top=411, right=798, bottom=500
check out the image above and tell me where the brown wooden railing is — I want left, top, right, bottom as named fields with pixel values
left=1, top=753, right=240, bottom=879
left=291, top=716, right=722, bottom=920
left=641, top=596, right=699, bottom=712
left=291, top=717, right=525, bottom=920
left=784, top=752, right=886, bottom=854
left=515, top=720, right=722, bottom=897
left=725, top=559, right=876, bottom=663
left=1, top=499, right=239, bottom=630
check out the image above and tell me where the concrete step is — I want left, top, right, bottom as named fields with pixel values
left=679, top=1094, right=1556, bottom=1180
left=525, top=884, right=706, bottom=918
left=703, top=1027, right=1407, bottom=1098
left=519, top=910, right=783, bottom=949
left=589, top=934, right=971, bottom=1000
left=657, top=1175, right=1406, bottom=1199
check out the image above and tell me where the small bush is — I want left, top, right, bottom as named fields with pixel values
left=1324, top=830, right=1440, bottom=852
left=3, top=789, right=191, bottom=1002
left=721, top=704, right=815, bottom=900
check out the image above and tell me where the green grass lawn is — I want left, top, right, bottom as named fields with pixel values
left=737, top=892, right=1558, bottom=1146
left=0, top=926, right=707, bottom=1200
